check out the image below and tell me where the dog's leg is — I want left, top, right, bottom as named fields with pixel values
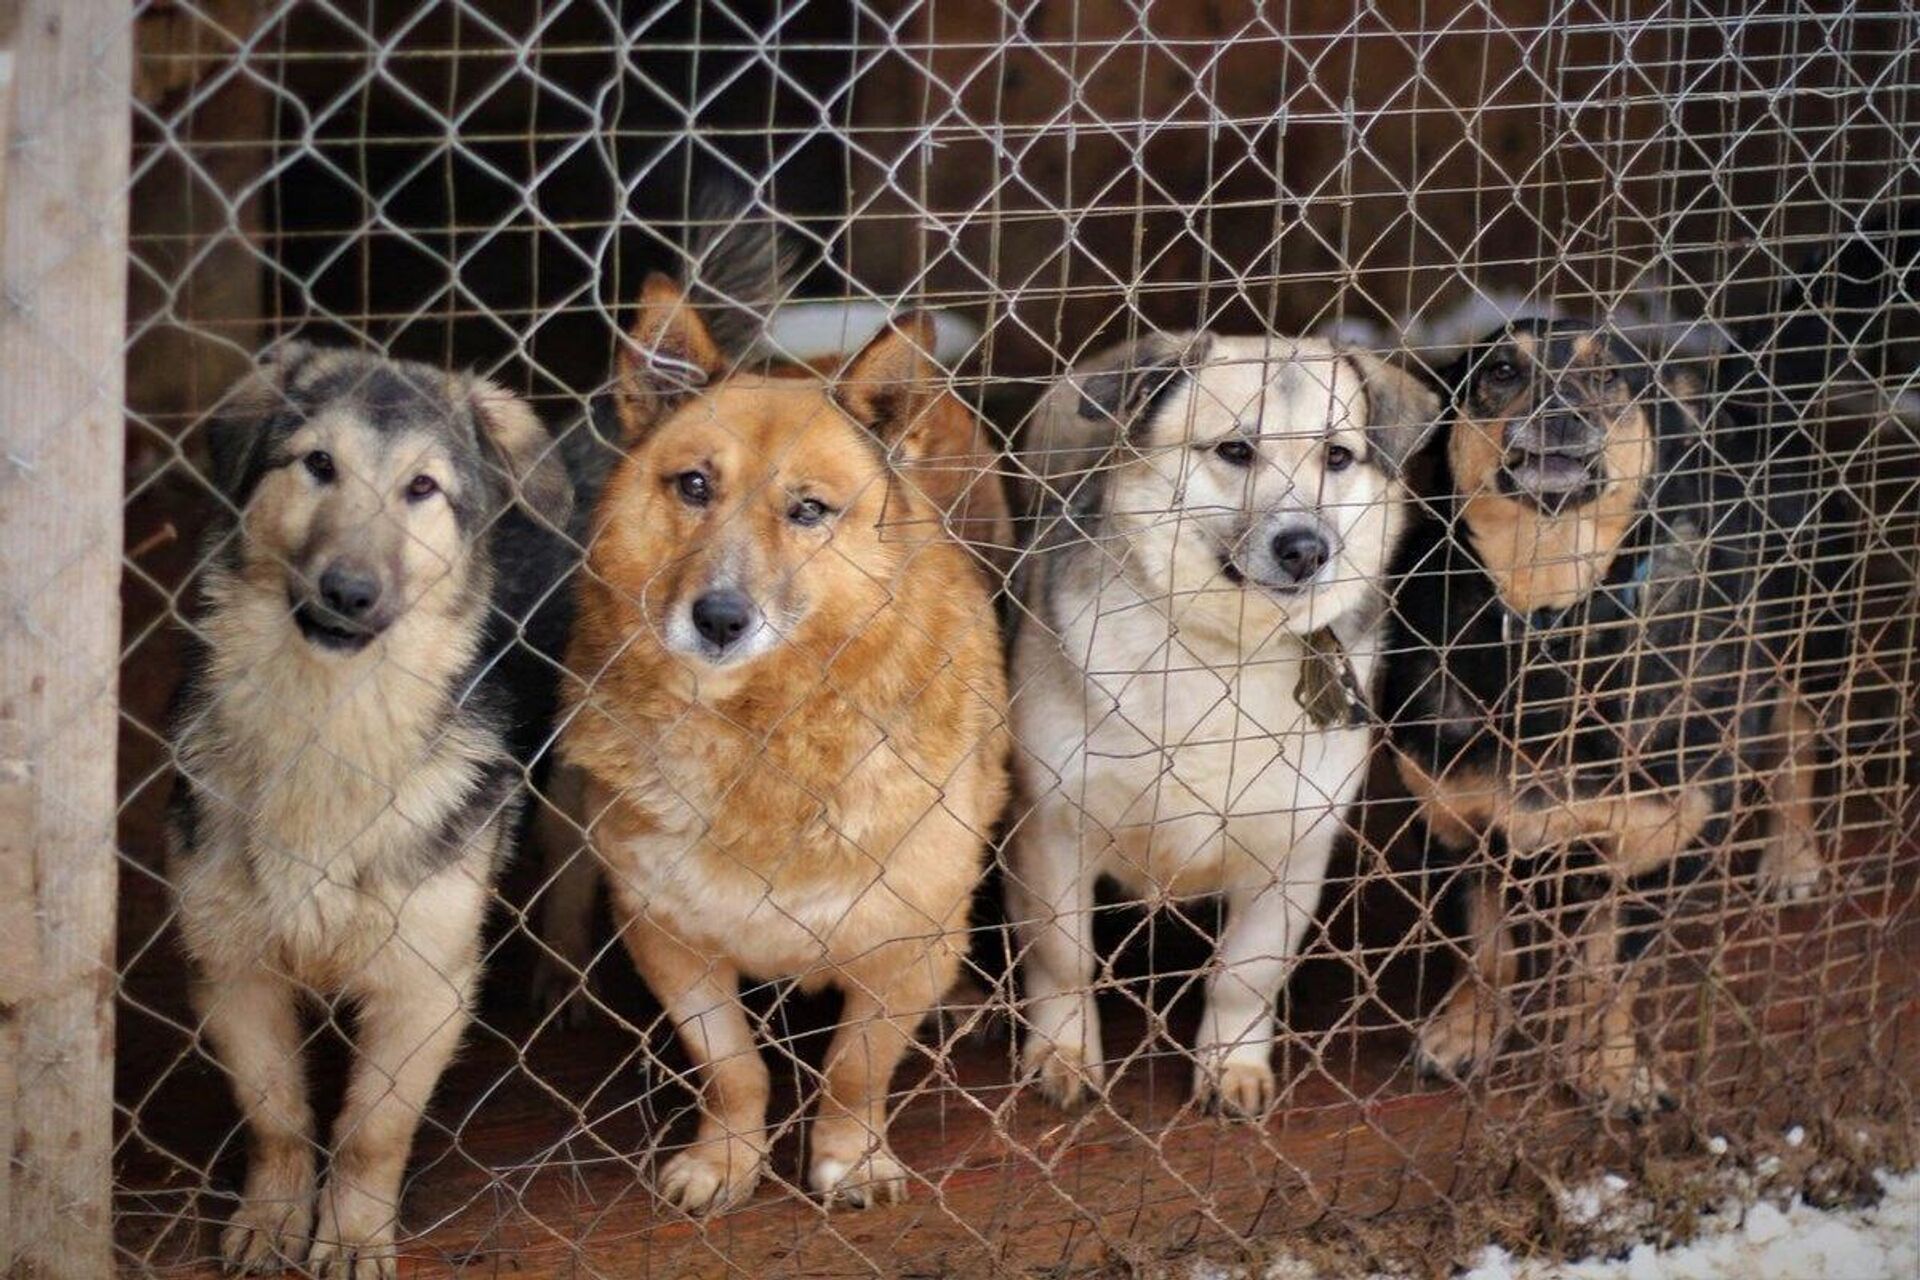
left=807, top=947, right=952, bottom=1208
left=1510, top=786, right=1713, bottom=879
left=615, top=903, right=768, bottom=1215
left=1007, top=805, right=1105, bottom=1109
left=1394, top=750, right=1496, bottom=851
left=1414, top=875, right=1517, bottom=1082
left=196, top=966, right=317, bottom=1272
left=1560, top=894, right=1673, bottom=1119
left=1760, top=688, right=1825, bottom=902
left=528, top=764, right=599, bottom=1024
left=1192, top=832, right=1336, bottom=1119
left=309, top=926, right=480, bottom=1280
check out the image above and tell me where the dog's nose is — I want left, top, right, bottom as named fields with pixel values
left=690, top=589, right=759, bottom=649
left=1511, top=411, right=1599, bottom=454
left=1270, top=530, right=1330, bottom=584
left=318, top=563, right=382, bottom=620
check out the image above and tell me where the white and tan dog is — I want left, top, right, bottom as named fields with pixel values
left=1008, top=332, right=1438, bottom=1116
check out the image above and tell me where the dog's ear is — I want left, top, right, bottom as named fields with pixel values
left=203, top=340, right=318, bottom=504
left=1074, top=332, right=1210, bottom=439
left=615, top=272, right=726, bottom=442
left=470, top=379, right=574, bottom=530
left=1344, top=346, right=1443, bottom=471
left=834, top=312, right=941, bottom=447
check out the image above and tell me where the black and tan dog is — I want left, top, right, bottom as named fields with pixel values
left=168, top=347, right=579, bottom=1277
left=1382, top=318, right=1853, bottom=1114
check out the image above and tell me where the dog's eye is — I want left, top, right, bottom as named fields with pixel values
left=404, top=474, right=439, bottom=502
left=675, top=470, right=712, bottom=506
left=788, top=497, right=833, bottom=527
left=1325, top=444, right=1355, bottom=472
left=1213, top=439, right=1256, bottom=467
left=303, top=450, right=336, bottom=483
left=1485, top=359, right=1519, bottom=385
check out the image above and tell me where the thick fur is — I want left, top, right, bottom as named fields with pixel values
left=1008, top=333, right=1439, bottom=1116
left=1382, top=319, right=1850, bottom=1113
left=166, top=346, right=576, bottom=1278
left=560, top=279, right=1009, bottom=1213
left=529, top=200, right=1013, bottom=1023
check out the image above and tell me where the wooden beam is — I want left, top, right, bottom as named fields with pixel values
left=0, top=1, right=130, bottom=1277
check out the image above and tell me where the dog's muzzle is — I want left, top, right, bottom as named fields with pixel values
left=1221, top=526, right=1333, bottom=596
left=1501, top=411, right=1606, bottom=504
left=290, top=560, right=391, bottom=653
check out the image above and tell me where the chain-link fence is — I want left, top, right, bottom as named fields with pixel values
left=9, top=0, right=1915, bottom=1276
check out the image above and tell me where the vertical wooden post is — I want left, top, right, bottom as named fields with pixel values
left=0, top=1, right=130, bottom=1277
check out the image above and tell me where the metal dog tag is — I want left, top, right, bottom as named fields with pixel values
left=1296, top=627, right=1366, bottom=729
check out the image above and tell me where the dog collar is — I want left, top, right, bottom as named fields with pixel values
left=1501, top=550, right=1656, bottom=644
left=1295, top=627, right=1371, bottom=729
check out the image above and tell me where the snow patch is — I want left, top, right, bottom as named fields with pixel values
left=1223, top=1169, right=1920, bottom=1280
left=1464, top=1169, right=1918, bottom=1279
left=1559, top=1173, right=1633, bottom=1228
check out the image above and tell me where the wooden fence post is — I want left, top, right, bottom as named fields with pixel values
left=0, top=1, right=131, bottom=1277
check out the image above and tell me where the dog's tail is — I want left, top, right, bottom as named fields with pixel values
left=679, top=172, right=803, bottom=359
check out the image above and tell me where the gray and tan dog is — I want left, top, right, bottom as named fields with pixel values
left=166, top=345, right=575, bottom=1278
left=1008, top=332, right=1438, bottom=1115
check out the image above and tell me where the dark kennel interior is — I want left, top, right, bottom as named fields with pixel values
left=91, top=1, right=1920, bottom=1276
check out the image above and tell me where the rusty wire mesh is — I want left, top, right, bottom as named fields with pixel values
left=105, top=1, right=1920, bottom=1277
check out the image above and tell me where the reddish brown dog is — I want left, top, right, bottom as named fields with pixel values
left=561, top=276, right=1009, bottom=1213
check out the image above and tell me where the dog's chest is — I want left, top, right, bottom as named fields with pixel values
left=1068, top=617, right=1371, bottom=893
left=623, top=832, right=892, bottom=979
left=1423, top=520, right=1768, bottom=790
left=595, top=719, right=963, bottom=978
left=176, top=650, right=493, bottom=978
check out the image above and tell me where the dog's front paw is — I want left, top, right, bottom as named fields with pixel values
left=656, top=1141, right=764, bottom=1215
left=219, top=1196, right=312, bottom=1274
left=1021, top=1036, right=1106, bottom=1110
left=1503, top=784, right=1572, bottom=853
left=809, top=1145, right=909, bottom=1209
left=1192, top=1055, right=1275, bottom=1119
left=307, top=1188, right=396, bottom=1280
left=1414, top=990, right=1509, bottom=1083
left=1569, top=1050, right=1677, bottom=1122
left=1758, top=829, right=1825, bottom=904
